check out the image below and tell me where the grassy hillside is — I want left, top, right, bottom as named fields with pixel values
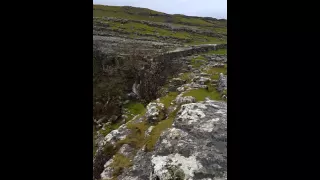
left=94, top=19, right=225, bottom=44
left=93, top=5, right=227, bottom=28
left=93, top=5, right=166, bottom=22
left=93, top=5, right=227, bottom=45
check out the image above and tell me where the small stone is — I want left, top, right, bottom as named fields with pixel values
left=177, top=86, right=185, bottom=92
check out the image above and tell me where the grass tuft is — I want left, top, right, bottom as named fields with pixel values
left=183, top=88, right=221, bottom=101
left=110, top=153, right=133, bottom=177
left=123, top=101, right=146, bottom=121
left=159, top=92, right=179, bottom=108
left=205, top=48, right=227, bottom=55
left=191, top=55, right=207, bottom=68
left=118, top=121, right=149, bottom=149
left=145, top=108, right=179, bottom=151
left=205, top=67, right=227, bottom=80
left=179, top=72, right=192, bottom=83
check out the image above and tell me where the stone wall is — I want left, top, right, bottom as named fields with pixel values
left=154, top=44, right=226, bottom=61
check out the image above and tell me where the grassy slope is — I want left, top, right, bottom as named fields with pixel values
left=93, top=5, right=224, bottom=27
left=93, top=5, right=227, bottom=44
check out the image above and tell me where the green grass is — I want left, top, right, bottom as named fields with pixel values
left=183, top=88, right=222, bottom=101
left=206, top=48, right=227, bottom=55
left=123, top=101, right=146, bottom=121
left=191, top=55, right=207, bottom=68
left=93, top=5, right=227, bottom=36
left=120, top=22, right=191, bottom=39
left=96, top=20, right=194, bottom=41
left=205, top=67, right=227, bottom=80
left=109, top=106, right=180, bottom=177
left=93, top=5, right=166, bottom=22
left=94, top=17, right=226, bottom=44
left=102, top=117, right=150, bottom=179
left=172, top=15, right=214, bottom=26
left=118, top=121, right=150, bottom=149
left=186, top=35, right=226, bottom=45
left=95, top=101, right=146, bottom=156
left=145, top=108, right=179, bottom=151
left=159, top=92, right=179, bottom=108
left=100, top=91, right=184, bottom=178
left=215, top=28, right=227, bottom=34
left=110, top=153, right=133, bottom=177
left=222, top=89, right=227, bottom=96
left=179, top=72, right=192, bottom=83
left=93, top=5, right=165, bottom=16
left=99, top=121, right=124, bottom=137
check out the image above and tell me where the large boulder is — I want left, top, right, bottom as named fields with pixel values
left=150, top=100, right=227, bottom=180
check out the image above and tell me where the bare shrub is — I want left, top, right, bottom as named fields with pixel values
left=93, top=40, right=182, bottom=123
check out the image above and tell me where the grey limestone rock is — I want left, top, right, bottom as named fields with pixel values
left=146, top=102, right=165, bottom=123
left=119, top=99, right=227, bottom=180
left=217, top=73, right=227, bottom=93
left=175, top=96, right=196, bottom=105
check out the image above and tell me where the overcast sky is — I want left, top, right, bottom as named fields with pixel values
left=93, top=0, right=227, bottom=19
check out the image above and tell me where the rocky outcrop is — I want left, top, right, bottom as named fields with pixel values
left=151, top=99, right=227, bottom=180
left=119, top=99, right=227, bottom=180
left=217, top=73, right=227, bottom=93
left=93, top=34, right=227, bottom=180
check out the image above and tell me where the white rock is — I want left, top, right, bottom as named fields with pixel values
left=151, top=153, right=203, bottom=179
left=146, top=102, right=165, bottom=123
left=175, top=96, right=196, bottom=105
left=177, top=86, right=185, bottom=92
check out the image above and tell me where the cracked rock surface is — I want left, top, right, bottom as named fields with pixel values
left=119, top=99, right=227, bottom=180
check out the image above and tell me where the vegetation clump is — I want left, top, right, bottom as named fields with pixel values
left=159, top=92, right=179, bottom=108
left=183, top=88, right=221, bottom=101
left=145, top=108, right=179, bottom=151
left=110, top=153, right=133, bottom=177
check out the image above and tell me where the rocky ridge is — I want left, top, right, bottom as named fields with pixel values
left=93, top=46, right=227, bottom=180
